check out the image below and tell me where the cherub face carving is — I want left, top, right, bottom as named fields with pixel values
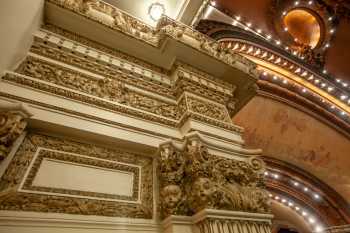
left=192, top=177, right=216, bottom=207
left=161, top=185, right=182, bottom=209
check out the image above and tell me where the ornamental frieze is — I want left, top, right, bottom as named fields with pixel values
left=16, top=57, right=180, bottom=120
left=8, top=54, right=242, bottom=132
left=46, top=0, right=258, bottom=78
left=158, top=141, right=270, bottom=219
left=0, top=103, right=32, bottom=161
left=0, top=133, right=153, bottom=218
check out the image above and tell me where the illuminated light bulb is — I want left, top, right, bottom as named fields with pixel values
left=282, top=11, right=287, bottom=16
left=257, top=29, right=262, bottom=33
left=295, top=1, right=300, bottom=5
left=325, top=43, right=330, bottom=48
left=266, top=35, right=272, bottom=40
left=288, top=202, right=294, bottom=207
left=283, top=79, right=288, bottom=84
left=308, top=75, right=314, bottom=80
left=247, top=22, right=252, bottom=27
left=315, top=79, right=320, bottom=83
left=323, top=69, right=327, bottom=74
left=330, top=29, right=335, bottom=34
left=328, top=16, right=333, bottom=21
left=285, top=46, right=289, bottom=50
left=302, top=88, right=307, bottom=93
left=244, top=27, right=249, bottom=31
left=295, top=206, right=300, bottom=211
left=211, top=1, right=216, bottom=6
left=343, top=83, right=348, bottom=87
left=275, top=196, right=280, bottom=200
left=283, top=61, right=288, bottom=66
left=315, top=226, right=323, bottom=232
left=289, top=65, right=294, bottom=69
left=264, top=171, right=269, bottom=175
left=308, top=217, right=315, bottom=224
left=304, top=187, right=309, bottom=192
left=302, top=211, right=308, bottom=216
left=233, top=20, right=238, bottom=26
left=282, top=199, right=286, bottom=203
left=273, top=75, right=278, bottom=80
left=314, top=194, right=320, bottom=199
left=322, top=99, right=326, bottom=103
left=294, top=38, right=298, bottom=42
left=148, top=2, right=165, bottom=21
left=301, top=71, right=308, bottom=76
left=235, top=16, right=241, bottom=21
left=269, top=193, right=273, bottom=197
left=276, top=40, right=281, bottom=45
left=263, top=71, right=268, bottom=76
left=340, top=95, right=348, bottom=100
left=336, top=79, right=341, bottom=83
left=275, top=58, right=281, bottom=64
left=295, top=68, right=301, bottom=73
left=321, top=83, right=326, bottom=87
left=294, top=181, right=299, bottom=186
left=308, top=0, right=313, bottom=5
left=328, top=87, right=334, bottom=92
left=274, top=174, right=279, bottom=179
left=331, top=105, right=335, bottom=109
left=341, top=111, right=346, bottom=116
left=284, top=27, right=288, bottom=32
left=293, top=51, right=297, bottom=55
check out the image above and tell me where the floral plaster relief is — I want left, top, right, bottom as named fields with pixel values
left=233, top=96, right=350, bottom=202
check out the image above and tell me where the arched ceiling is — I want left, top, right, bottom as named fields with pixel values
left=272, top=201, right=312, bottom=233
left=212, top=0, right=350, bottom=82
left=233, top=95, right=350, bottom=204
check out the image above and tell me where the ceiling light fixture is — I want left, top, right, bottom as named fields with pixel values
left=148, top=2, right=165, bottom=22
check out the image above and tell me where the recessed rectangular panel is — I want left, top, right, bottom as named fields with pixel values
left=32, top=159, right=134, bottom=196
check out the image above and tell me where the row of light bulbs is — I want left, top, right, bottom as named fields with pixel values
left=209, top=1, right=350, bottom=97
left=261, top=71, right=349, bottom=118
left=270, top=193, right=324, bottom=232
left=210, top=0, right=335, bottom=59
left=264, top=171, right=323, bottom=201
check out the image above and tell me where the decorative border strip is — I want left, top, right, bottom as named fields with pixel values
left=20, top=148, right=140, bottom=202
left=0, top=133, right=154, bottom=218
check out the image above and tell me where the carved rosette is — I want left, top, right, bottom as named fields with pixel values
left=158, top=140, right=270, bottom=219
left=0, top=103, right=32, bottom=160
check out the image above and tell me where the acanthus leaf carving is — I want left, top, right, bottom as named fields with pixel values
left=158, top=141, right=270, bottom=219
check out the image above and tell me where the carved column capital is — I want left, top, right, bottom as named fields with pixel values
left=158, top=136, right=270, bottom=219
left=0, top=103, right=33, bottom=160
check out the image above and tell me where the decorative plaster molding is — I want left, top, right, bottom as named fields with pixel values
left=0, top=133, right=154, bottom=218
left=158, top=135, right=269, bottom=219
left=0, top=102, right=33, bottom=161
left=45, top=0, right=258, bottom=79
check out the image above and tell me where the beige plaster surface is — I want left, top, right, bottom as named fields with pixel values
left=0, top=0, right=43, bottom=76
left=233, top=95, right=350, bottom=203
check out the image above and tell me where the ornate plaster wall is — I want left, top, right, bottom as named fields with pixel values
left=233, top=95, right=350, bottom=203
